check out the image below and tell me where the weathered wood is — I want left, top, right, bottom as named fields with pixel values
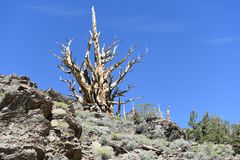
left=141, top=145, right=163, bottom=155
left=54, top=6, right=145, bottom=115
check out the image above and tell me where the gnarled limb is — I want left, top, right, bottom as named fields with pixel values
left=53, top=6, right=144, bottom=115
left=110, top=52, right=145, bottom=90
left=59, top=77, right=82, bottom=103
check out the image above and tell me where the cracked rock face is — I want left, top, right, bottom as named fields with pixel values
left=0, top=75, right=82, bottom=160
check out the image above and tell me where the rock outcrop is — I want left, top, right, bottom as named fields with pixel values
left=136, top=118, right=186, bottom=141
left=75, top=107, right=239, bottom=160
left=0, top=75, right=82, bottom=160
left=128, top=109, right=185, bottom=141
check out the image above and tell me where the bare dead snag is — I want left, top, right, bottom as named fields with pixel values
left=53, top=6, right=146, bottom=115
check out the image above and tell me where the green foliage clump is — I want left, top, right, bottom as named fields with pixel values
left=110, top=132, right=168, bottom=151
left=92, top=146, right=114, bottom=160
left=99, top=135, right=111, bottom=146
left=0, top=90, right=5, bottom=102
left=76, top=110, right=96, bottom=120
left=187, top=111, right=231, bottom=144
left=169, top=138, right=191, bottom=149
left=110, top=133, right=142, bottom=150
left=0, top=92, right=4, bottom=97
left=145, top=126, right=165, bottom=139
left=81, top=121, right=104, bottom=137
left=191, top=142, right=234, bottom=159
left=135, top=134, right=168, bottom=150
left=186, top=111, right=240, bottom=155
left=162, top=139, right=190, bottom=157
left=139, top=150, right=158, bottom=160
left=53, top=101, right=68, bottom=109
left=111, top=132, right=123, bottom=141
left=120, top=136, right=139, bottom=150
left=232, top=124, right=240, bottom=155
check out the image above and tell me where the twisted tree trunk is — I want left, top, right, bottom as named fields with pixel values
left=53, top=6, right=146, bottom=115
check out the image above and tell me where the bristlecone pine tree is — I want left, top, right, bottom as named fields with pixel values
left=53, top=7, right=146, bottom=115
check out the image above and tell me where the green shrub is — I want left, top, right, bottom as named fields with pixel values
left=0, top=92, right=4, bottom=97
left=99, top=135, right=111, bottom=146
left=234, top=154, right=240, bottom=160
left=169, top=139, right=191, bottom=149
left=232, top=124, right=240, bottom=154
left=76, top=110, right=96, bottom=120
left=150, top=138, right=168, bottom=150
left=53, top=101, right=68, bottom=109
left=192, top=142, right=234, bottom=159
left=139, top=150, right=158, bottom=160
left=0, top=92, right=4, bottom=102
left=110, top=132, right=168, bottom=152
left=145, top=126, right=165, bottom=139
left=111, top=133, right=123, bottom=141
left=187, top=112, right=232, bottom=143
left=183, top=151, right=195, bottom=159
left=93, top=118, right=114, bottom=128
left=134, top=134, right=152, bottom=146
left=121, top=138, right=139, bottom=151
left=81, top=121, right=103, bottom=136
left=186, top=111, right=240, bottom=155
left=80, top=134, right=90, bottom=142
left=92, top=146, right=114, bottom=160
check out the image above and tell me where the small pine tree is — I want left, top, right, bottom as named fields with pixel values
left=186, top=111, right=239, bottom=154
left=232, top=124, right=240, bottom=154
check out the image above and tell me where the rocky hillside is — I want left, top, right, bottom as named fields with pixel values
left=0, top=75, right=81, bottom=160
left=76, top=110, right=239, bottom=160
left=0, top=75, right=239, bottom=160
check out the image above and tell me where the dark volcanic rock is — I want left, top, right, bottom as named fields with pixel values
left=45, top=88, right=72, bottom=104
left=136, top=119, right=186, bottom=141
left=157, top=119, right=186, bottom=141
left=0, top=74, right=82, bottom=160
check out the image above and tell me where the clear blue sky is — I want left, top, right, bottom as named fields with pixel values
left=1, top=0, right=240, bottom=127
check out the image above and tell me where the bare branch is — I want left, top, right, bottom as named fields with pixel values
left=108, top=96, right=142, bottom=105
left=52, top=51, right=63, bottom=61
left=105, top=46, right=135, bottom=76
left=104, top=39, right=121, bottom=53
left=112, top=85, right=134, bottom=98
left=110, top=57, right=140, bottom=90
left=83, top=38, right=94, bottom=72
left=57, top=64, right=71, bottom=74
left=101, top=39, right=121, bottom=64
left=59, top=77, right=82, bottom=103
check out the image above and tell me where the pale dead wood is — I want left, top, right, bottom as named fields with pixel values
left=54, top=6, right=145, bottom=115
left=141, top=145, right=163, bottom=155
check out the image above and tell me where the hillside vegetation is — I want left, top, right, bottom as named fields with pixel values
left=0, top=74, right=239, bottom=160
